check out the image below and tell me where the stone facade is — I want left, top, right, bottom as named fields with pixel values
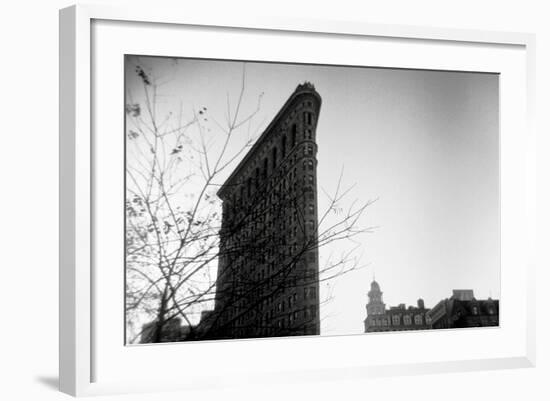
left=197, top=82, right=323, bottom=340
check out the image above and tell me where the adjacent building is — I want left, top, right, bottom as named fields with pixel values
left=140, top=317, right=192, bottom=343
left=427, top=290, right=499, bottom=329
left=364, top=282, right=499, bottom=333
left=364, top=279, right=432, bottom=332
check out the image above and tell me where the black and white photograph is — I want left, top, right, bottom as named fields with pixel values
left=124, top=55, right=500, bottom=344
left=4, top=1, right=548, bottom=400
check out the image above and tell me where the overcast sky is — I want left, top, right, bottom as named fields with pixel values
left=126, top=56, right=500, bottom=336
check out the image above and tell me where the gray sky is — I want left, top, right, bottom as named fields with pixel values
left=126, top=56, right=500, bottom=336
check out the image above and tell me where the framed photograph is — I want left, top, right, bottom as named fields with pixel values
left=59, top=4, right=536, bottom=397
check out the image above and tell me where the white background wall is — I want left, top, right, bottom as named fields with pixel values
left=0, top=0, right=548, bottom=400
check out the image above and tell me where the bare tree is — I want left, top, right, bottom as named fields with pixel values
left=125, top=57, right=374, bottom=344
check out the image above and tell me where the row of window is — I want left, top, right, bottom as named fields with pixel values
left=223, top=223, right=315, bottom=259
left=275, top=305, right=318, bottom=329
left=226, top=281, right=316, bottom=311
left=229, top=301, right=319, bottom=331
left=223, top=210, right=317, bottom=248
left=370, top=314, right=431, bottom=327
left=231, top=113, right=316, bottom=205
left=226, top=154, right=316, bottom=217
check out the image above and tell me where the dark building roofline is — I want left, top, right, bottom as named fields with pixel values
left=217, top=82, right=321, bottom=200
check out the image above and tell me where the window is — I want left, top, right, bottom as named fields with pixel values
left=425, top=315, right=432, bottom=324
left=263, top=158, right=268, bottom=179
left=472, top=306, right=479, bottom=315
left=291, top=124, right=297, bottom=147
left=310, top=306, right=317, bottom=318
left=304, top=111, right=312, bottom=125
left=414, top=315, right=423, bottom=325
left=272, top=147, right=277, bottom=169
left=392, top=315, right=400, bottom=325
left=404, top=315, right=412, bottom=325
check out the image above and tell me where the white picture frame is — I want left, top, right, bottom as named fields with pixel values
left=59, top=4, right=536, bottom=397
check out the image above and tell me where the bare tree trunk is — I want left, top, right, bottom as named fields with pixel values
left=153, top=286, right=169, bottom=343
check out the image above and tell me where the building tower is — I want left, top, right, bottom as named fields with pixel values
left=200, top=82, right=322, bottom=340
left=364, top=279, right=386, bottom=332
